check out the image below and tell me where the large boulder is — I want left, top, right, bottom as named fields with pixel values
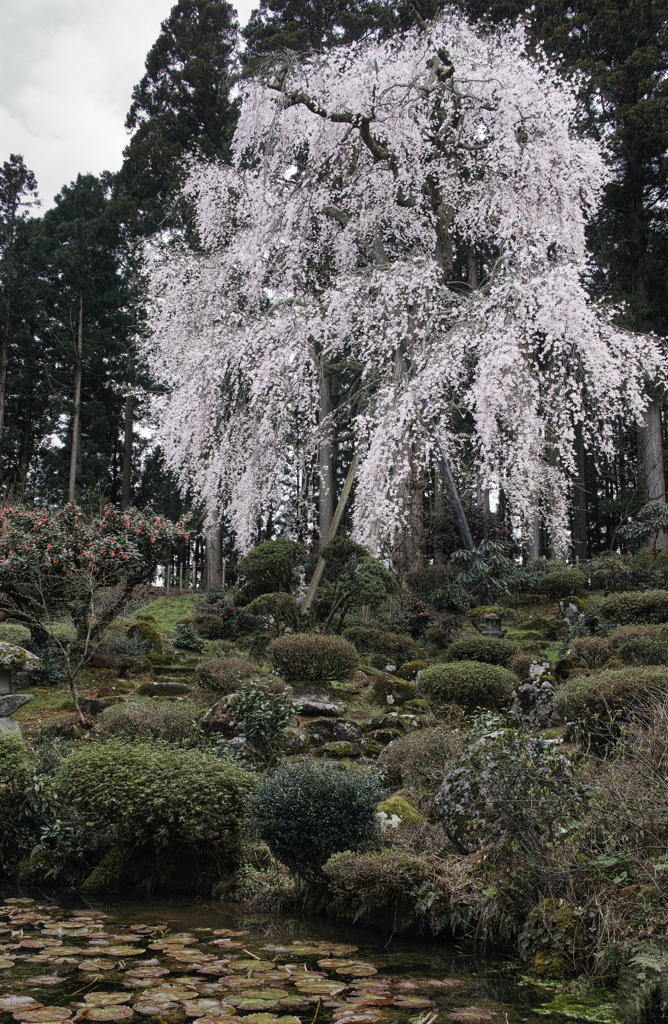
left=291, top=684, right=345, bottom=717
left=138, top=681, right=191, bottom=696
left=510, top=678, right=560, bottom=730
left=198, top=699, right=240, bottom=737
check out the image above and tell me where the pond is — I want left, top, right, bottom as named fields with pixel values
left=0, top=892, right=621, bottom=1024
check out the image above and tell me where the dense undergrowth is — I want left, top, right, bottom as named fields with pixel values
left=2, top=540, right=668, bottom=1020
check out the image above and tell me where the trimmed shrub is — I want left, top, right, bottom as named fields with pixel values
left=617, top=637, right=668, bottom=666
left=445, top=634, right=517, bottom=667
left=236, top=538, right=306, bottom=603
left=539, top=569, right=587, bottom=599
left=251, top=760, right=380, bottom=877
left=199, top=639, right=236, bottom=660
left=195, top=656, right=260, bottom=692
left=554, top=666, right=668, bottom=736
left=418, top=660, right=516, bottom=708
left=193, top=614, right=231, bottom=640
left=0, top=734, right=31, bottom=787
left=267, top=633, right=358, bottom=681
left=395, top=659, right=426, bottom=680
left=323, top=848, right=431, bottom=931
left=56, top=742, right=255, bottom=857
left=598, top=589, right=668, bottom=625
left=245, top=592, right=300, bottom=635
left=96, top=702, right=201, bottom=744
left=173, top=622, right=206, bottom=651
left=435, top=730, right=579, bottom=853
left=378, top=725, right=464, bottom=787
left=342, top=626, right=416, bottom=667
left=228, top=683, right=292, bottom=763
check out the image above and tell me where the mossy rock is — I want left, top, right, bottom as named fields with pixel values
left=127, top=620, right=163, bottom=654
left=376, top=796, right=424, bottom=828
left=395, top=660, right=426, bottom=680
left=18, top=848, right=60, bottom=883
left=81, top=846, right=128, bottom=892
left=314, top=740, right=361, bottom=759
left=531, top=949, right=573, bottom=978
left=524, top=898, right=583, bottom=978
left=403, top=698, right=430, bottom=711
left=372, top=675, right=417, bottom=706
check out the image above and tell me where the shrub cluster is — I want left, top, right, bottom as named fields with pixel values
left=173, top=622, right=206, bottom=651
left=378, top=726, right=464, bottom=787
left=445, top=634, right=517, bottom=667
left=418, top=660, right=516, bottom=708
left=267, top=633, right=358, bottom=680
left=193, top=614, right=231, bottom=640
left=342, top=625, right=416, bottom=666
left=96, top=702, right=200, bottom=744
left=598, top=589, right=668, bottom=625
left=554, top=665, right=668, bottom=737
left=228, top=683, right=292, bottom=763
left=0, top=734, right=32, bottom=787
left=56, top=742, right=255, bottom=858
left=539, top=569, right=587, bottom=599
left=405, top=564, right=469, bottom=612
left=195, top=656, right=260, bottom=692
left=251, top=760, right=380, bottom=876
left=616, top=636, right=668, bottom=666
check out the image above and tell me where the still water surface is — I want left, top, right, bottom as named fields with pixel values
left=0, top=891, right=619, bottom=1024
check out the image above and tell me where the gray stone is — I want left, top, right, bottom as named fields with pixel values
left=198, top=699, right=239, bottom=737
left=138, top=681, right=191, bottom=696
left=367, top=728, right=402, bottom=746
left=227, top=736, right=250, bottom=756
left=283, top=726, right=308, bottom=754
left=291, top=685, right=345, bottom=717
left=0, top=693, right=33, bottom=717
left=0, top=643, right=42, bottom=670
left=0, top=717, right=21, bottom=734
left=510, top=679, right=559, bottom=731
left=305, top=718, right=362, bottom=744
left=314, top=740, right=361, bottom=759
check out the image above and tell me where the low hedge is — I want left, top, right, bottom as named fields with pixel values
left=445, top=634, right=517, bottom=667
left=418, top=660, right=516, bottom=708
left=267, top=633, right=359, bottom=681
left=554, top=665, right=668, bottom=736
left=598, top=590, right=668, bottom=625
left=539, top=569, right=587, bottom=599
left=96, top=702, right=201, bottom=744
left=56, top=742, right=255, bottom=859
left=342, top=626, right=416, bottom=665
left=195, top=656, right=260, bottom=692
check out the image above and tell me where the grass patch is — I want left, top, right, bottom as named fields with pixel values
left=134, top=593, right=199, bottom=632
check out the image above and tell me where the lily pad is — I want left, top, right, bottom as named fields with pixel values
left=84, top=1007, right=135, bottom=1021
left=392, top=997, right=434, bottom=1008
left=276, top=997, right=312, bottom=1009
left=192, top=1018, right=237, bottom=1024
left=13, top=1010, right=71, bottom=1023
left=446, top=1009, right=494, bottom=1022
left=24, top=977, right=65, bottom=987
left=0, top=958, right=15, bottom=969
left=195, top=963, right=233, bottom=976
left=213, top=931, right=249, bottom=938
left=294, top=981, right=347, bottom=996
left=79, top=960, right=117, bottom=972
left=133, top=1004, right=179, bottom=1016
left=240, top=1015, right=301, bottom=1024
left=85, top=994, right=131, bottom=1006
left=125, top=966, right=170, bottom=978
left=336, top=966, right=377, bottom=979
left=234, top=999, right=280, bottom=1012
left=104, top=947, right=144, bottom=957
left=0, top=998, right=43, bottom=1012
left=332, top=1012, right=384, bottom=1024
left=229, top=960, right=274, bottom=972
left=180, top=1000, right=227, bottom=1016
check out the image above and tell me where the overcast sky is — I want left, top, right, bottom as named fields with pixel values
left=0, top=0, right=255, bottom=210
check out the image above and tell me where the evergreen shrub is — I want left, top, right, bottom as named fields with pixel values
left=418, top=660, right=515, bottom=708
left=378, top=725, right=463, bottom=787
left=554, top=666, right=668, bottom=736
left=251, top=760, right=380, bottom=876
left=405, top=564, right=469, bottom=611
left=598, top=590, right=668, bottom=625
left=96, top=702, right=200, bottom=744
left=56, top=742, right=255, bottom=855
left=196, top=656, right=260, bottom=692
left=193, top=614, right=231, bottom=640
left=173, top=622, right=206, bottom=651
left=323, top=848, right=431, bottom=931
left=228, top=683, right=292, bottom=762
left=342, top=626, right=416, bottom=666
left=445, top=634, right=517, bottom=666
left=267, top=633, right=358, bottom=680
left=617, top=637, right=668, bottom=666
left=539, top=569, right=587, bottom=599
left=236, top=538, right=305, bottom=602
left=0, top=734, right=32, bottom=787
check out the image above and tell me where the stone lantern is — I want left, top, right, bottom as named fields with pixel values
left=480, top=611, right=505, bottom=638
left=0, top=642, right=41, bottom=693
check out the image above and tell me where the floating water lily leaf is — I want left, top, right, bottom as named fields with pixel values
left=84, top=1006, right=135, bottom=1021
left=332, top=1011, right=384, bottom=1024
left=22, top=941, right=62, bottom=950
left=327, top=947, right=358, bottom=955
left=336, top=967, right=377, bottom=979
left=234, top=999, right=279, bottom=1012
left=209, top=940, right=242, bottom=949
left=277, top=948, right=320, bottom=956
left=318, top=960, right=355, bottom=970
left=422, top=980, right=464, bottom=989
left=147, top=988, right=199, bottom=1001
left=125, top=966, right=169, bottom=978
left=446, top=1008, right=494, bottom=1022
left=294, top=981, right=347, bottom=996
left=133, top=1003, right=179, bottom=1016
left=229, top=961, right=274, bottom=972
left=233, top=991, right=287, bottom=1001
left=5, top=897, right=35, bottom=904
left=24, top=977, right=65, bottom=987
left=0, top=959, right=15, bottom=969
left=239, top=1014, right=301, bottom=1024
left=219, top=979, right=262, bottom=990
left=0, top=997, right=43, bottom=1012
left=104, top=948, right=143, bottom=957
left=195, top=963, right=232, bottom=976
left=392, top=997, right=434, bottom=1008
left=191, top=1017, right=237, bottom=1024
left=180, top=999, right=226, bottom=1016
left=276, top=997, right=311, bottom=1009
left=79, top=960, right=116, bottom=972
left=348, top=996, right=393, bottom=1006
left=13, top=1010, right=71, bottom=1024
left=85, top=994, right=131, bottom=1007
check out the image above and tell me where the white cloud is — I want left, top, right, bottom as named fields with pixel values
left=0, top=0, right=254, bottom=209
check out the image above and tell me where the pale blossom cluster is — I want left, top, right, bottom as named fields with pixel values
left=146, top=11, right=664, bottom=554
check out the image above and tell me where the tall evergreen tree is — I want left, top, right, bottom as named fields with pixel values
left=116, top=0, right=240, bottom=235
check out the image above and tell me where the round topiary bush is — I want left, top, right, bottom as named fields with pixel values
left=251, top=759, right=381, bottom=877
left=342, top=626, right=416, bottom=667
left=56, top=742, right=255, bottom=859
left=540, top=569, right=587, bottom=599
left=267, top=633, right=359, bottom=681
left=445, top=634, right=517, bottom=667
left=598, top=590, right=668, bottom=625
left=418, top=660, right=516, bottom=708
left=195, top=656, right=260, bottom=692
left=193, top=614, right=231, bottom=640
left=435, top=730, right=578, bottom=853
left=96, top=702, right=201, bottom=744
left=553, top=665, right=668, bottom=737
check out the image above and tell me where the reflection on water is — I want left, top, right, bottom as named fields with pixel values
left=0, top=890, right=618, bottom=1024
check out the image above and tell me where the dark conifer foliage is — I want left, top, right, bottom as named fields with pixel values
left=117, top=0, right=240, bottom=235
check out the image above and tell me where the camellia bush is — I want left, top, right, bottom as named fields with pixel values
left=0, top=504, right=188, bottom=720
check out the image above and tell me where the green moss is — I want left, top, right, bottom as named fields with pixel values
left=532, top=950, right=573, bottom=979
left=534, top=988, right=621, bottom=1022
left=127, top=620, right=163, bottom=654
left=376, top=796, right=424, bottom=827
left=17, top=848, right=58, bottom=883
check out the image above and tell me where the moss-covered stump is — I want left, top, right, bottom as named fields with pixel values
left=520, top=898, right=585, bottom=978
